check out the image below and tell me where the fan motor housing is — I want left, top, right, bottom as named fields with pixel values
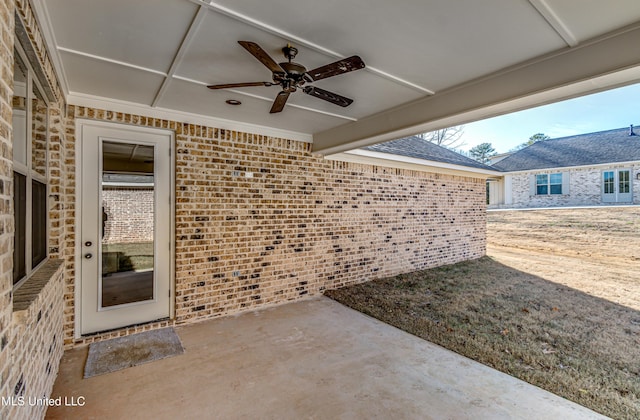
left=274, top=62, right=308, bottom=90
left=279, top=62, right=307, bottom=77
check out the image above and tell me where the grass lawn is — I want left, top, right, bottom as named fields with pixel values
left=326, top=207, right=640, bottom=419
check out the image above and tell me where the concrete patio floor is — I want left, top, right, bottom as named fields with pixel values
left=46, top=297, right=606, bottom=419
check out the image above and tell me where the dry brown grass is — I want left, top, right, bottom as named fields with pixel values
left=326, top=207, right=640, bottom=419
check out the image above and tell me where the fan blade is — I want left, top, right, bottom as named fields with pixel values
left=207, top=82, right=272, bottom=90
left=238, top=41, right=284, bottom=74
left=303, top=86, right=353, bottom=107
left=270, top=91, right=290, bottom=113
left=306, top=56, right=365, bottom=81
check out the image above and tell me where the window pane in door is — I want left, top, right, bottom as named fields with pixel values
left=619, top=170, right=630, bottom=194
left=101, top=141, right=155, bottom=308
left=603, top=171, right=614, bottom=194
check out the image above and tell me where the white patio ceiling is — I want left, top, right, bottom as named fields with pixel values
left=34, top=0, right=640, bottom=153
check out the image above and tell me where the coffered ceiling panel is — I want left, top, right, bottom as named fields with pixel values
left=46, top=0, right=199, bottom=72
left=59, top=50, right=166, bottom=105
left=542, top=0, right=640, bottom=42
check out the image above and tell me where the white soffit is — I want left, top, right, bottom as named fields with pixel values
left=33, top=0, right=640, bottom=150
left=313, top=27, right=640, bottom=154
left=170, top=9, right=424, bottom=120
left=205, top=0, right=567, bottom=92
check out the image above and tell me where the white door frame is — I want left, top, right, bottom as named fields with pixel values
left=75, top=119, right=175, bottom=338
left=602, top=168, right=633, bottom=203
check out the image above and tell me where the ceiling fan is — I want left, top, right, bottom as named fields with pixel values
left=207, top=41, right=366, bottom=113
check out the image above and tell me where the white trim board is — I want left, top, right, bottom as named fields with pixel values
left=498, top=160, right=640, bottom=175
left=326, top=149, right=502, bottom=178
left=68, top=92, right=313, bottom=143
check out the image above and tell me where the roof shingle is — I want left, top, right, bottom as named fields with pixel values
left=493, top=125, right=640, bottom=172
left=363, top=136, right=495, bottom=171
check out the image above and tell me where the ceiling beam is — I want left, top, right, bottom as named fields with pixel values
left=152, top=5, right=208, bottom=107
left=57, top=47, right=167, bottom=76
left=528, top=0, right=578, bottom=47
left=312, top=22, right=640, bottom=155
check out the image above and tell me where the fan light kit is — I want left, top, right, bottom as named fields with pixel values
left=208, top=41, right=366, bottom=114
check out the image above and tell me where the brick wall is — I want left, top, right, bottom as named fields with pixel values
left=6, top=260, right=64, bottom=420
left=0, top=0, right=16, bottom=406
left=508, top=164, right=640, bottom=208
left=31, top=95, right=47, bottom=177
left=14, top=0, right=64, bottom=104
left=47, top=103, right=66, bottom=259
left=102, top=188, right=154, bottom=244
left=1, top=1, right=67, bottom=419
left=65, top=107, right=487, bottom=345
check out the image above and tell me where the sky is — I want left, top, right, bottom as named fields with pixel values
left=455, top=82, right=640, bottom=154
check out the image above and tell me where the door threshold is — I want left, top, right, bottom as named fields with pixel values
left=81, top=317, right=172, bottom=338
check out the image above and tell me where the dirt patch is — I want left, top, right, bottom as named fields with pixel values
left=326, top=207, right=640, bottom=419
left=487, top=207, right=640, bottom=311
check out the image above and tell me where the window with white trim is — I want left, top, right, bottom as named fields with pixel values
left=12, top=46, right=49, bottom=287
left=535, top=173, right=563, bottom=195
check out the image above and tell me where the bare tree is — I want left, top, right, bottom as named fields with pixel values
left=418, top=126, right=465, bottom=149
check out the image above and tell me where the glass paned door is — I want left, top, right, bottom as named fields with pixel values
left=80, top=122, right=173, bottom=335
left=617, top=170, right=632, bottom=202
left=602, top=169, right=633, bottom=203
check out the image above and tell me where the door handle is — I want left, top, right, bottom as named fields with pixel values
left=84, top=253, right=93, bottom=259
left=85, top=241, right=92, bottom=247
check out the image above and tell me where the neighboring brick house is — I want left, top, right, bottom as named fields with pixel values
left=0, top=2, right=497, bottom=418
left=488, top=126, right=640, bottom=208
